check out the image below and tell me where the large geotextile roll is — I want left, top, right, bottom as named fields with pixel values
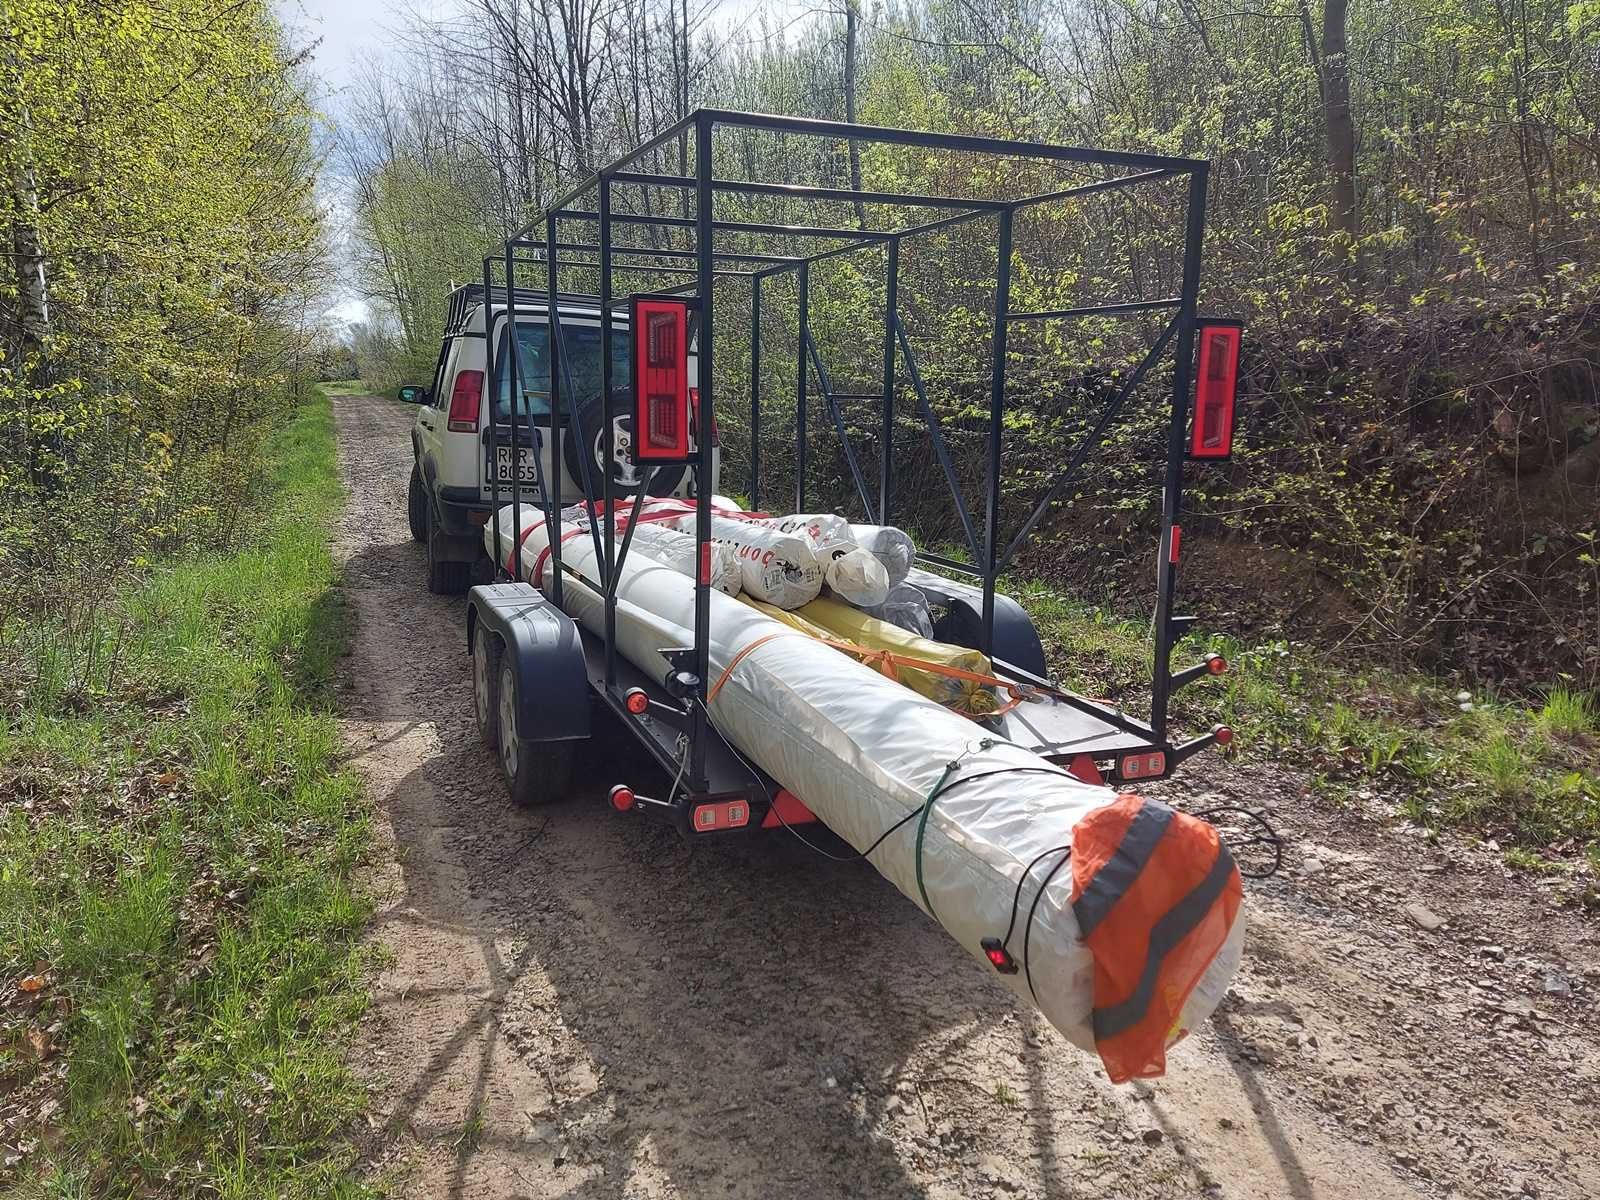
left=486, top=510, right=1245, bottom=1082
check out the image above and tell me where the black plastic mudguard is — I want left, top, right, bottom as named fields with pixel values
left=466, top=582, right=591, bottom=742
left=904, top=567, right=1049, bottom=676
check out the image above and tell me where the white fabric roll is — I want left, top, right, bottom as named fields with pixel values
left=849, top=523, right=916, bottom=587
left=655, top=510, right=823, bottom=609
left=484, top=510, right=1243, bottom=1065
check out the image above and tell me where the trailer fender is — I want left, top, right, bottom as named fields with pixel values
left=903, top=568, right=1049, bottom=676
left=466, top=582, right=590, bottom=742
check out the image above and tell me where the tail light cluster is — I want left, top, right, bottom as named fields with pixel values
left=1190, top=320, right=1241, bottom=459
left=632, top=299, right=692, bottom=462
left=448, top=369, right=484, bottom=433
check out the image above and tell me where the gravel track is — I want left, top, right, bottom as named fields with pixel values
left=332, top=391, right=1600, bottom=1199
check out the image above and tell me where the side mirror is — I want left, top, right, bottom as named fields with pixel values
left=398, top=384, right=428, bottom=404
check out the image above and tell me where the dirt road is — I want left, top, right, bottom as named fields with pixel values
left=332, top=391, right=1600, bottom=1199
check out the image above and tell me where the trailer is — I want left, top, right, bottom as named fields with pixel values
left=464, top=109, right=1242, bottom=833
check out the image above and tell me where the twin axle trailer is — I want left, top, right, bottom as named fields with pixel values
left=462, top=109, right=1242, bottom=839
left=452, top=110, right=1260, bottom=1078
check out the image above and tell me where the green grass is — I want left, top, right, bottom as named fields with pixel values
left=0, top=388, right=375, bottom=1198
left=1536, top=688, right=1597, bottom=739
left=1007, top=578, right=1600, bottom=863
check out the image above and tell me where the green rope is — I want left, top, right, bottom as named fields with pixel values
left=913, top=738, right=995, bottom=921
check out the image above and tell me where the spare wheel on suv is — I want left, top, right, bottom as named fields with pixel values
left=562, top=385, right=687, bottom=500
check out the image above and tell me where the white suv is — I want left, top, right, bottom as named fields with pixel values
left=404, top=285, right=717, bottom=593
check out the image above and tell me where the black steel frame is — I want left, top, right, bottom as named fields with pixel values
left=484, top=109, right=1214, bottom=794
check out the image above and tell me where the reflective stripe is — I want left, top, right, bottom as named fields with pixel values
left=1090, top=841, right=1238, bottom=1040
left=1071, top=799, right=1174, bottom=938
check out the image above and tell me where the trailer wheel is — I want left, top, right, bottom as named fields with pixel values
left=497, top=656, right=572, bottom=807
left=472, top=629, right=502, bottom=750
left=407, top=466, right=427, bottom=543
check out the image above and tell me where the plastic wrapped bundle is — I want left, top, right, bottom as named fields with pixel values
left=486, top=512, right=1246, bottom=1082
left=757, top=514, right=890, bottom=607
left=653, top=508, right=823, bottom=609
left=850, top=524, right=916, bottom=587
left=616, top=523, right=742, bottom=596
left=494, top=504, right=744, bottom=596
left=860, top=582, right=936, bottom=638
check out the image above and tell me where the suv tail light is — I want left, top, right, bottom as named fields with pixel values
left=1190, top=320, right=1241, bottom=459
left=448, top=370, right=484, bottom=433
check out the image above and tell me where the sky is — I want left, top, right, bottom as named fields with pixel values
left=277, top=0, right=819, bottom=330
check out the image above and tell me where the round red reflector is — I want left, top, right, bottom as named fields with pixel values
left=1208, top=655, right=1228, bottom=675
left=624, top=688, right=649, bottom=715
left=1213, top=725, right=1234, bottom=746
left=609, top=785, right=636, bottom=812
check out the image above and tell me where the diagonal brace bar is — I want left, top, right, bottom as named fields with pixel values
left=804, top=332, right=875, bottom=521
left=997, top=315, right=1181, bottom=572
left=895, top=317, right=982, bottom=562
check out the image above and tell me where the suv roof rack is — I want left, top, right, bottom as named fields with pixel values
left=445, top=283, right=625, bottom=334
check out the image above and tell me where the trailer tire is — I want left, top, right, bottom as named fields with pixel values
left=425, top=504, right=471, bottom=595
left=407, top=467, right=427, bottom=543
left=472, top=629, right=502, bottom=750
left=497, top=656, right=572, bottom=807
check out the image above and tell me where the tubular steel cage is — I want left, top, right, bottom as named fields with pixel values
left=484, top=109, right=1215, bottom=791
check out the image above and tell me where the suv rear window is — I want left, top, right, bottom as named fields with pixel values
left=494, top=321, right=631, bottom=421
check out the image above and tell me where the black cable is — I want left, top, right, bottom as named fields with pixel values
left=1194, top=804, right=1283, bottom=879
left=999, top=844, right=1072, bottom=951
left=1022, top=848, right=1074, bottom=1003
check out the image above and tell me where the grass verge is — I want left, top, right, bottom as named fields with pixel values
left=0, top=388, right=374, bottom=1198
left=1007, top=577, right=1600, bottom=876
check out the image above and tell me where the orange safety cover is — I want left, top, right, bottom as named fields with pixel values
left=1070, top=794, right=1243, bottom=1083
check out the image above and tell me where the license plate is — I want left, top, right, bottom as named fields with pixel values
left=489, top=445, right=540, bottom=485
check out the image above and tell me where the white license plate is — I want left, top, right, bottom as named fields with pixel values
left=489, top=445, right=541, bottom=485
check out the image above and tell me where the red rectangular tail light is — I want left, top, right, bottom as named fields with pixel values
left=448, top=369, right=484, bottom=433
left=1190, top=320, right=1241, bottom=459
left=632, top=299, right=691, bottom=462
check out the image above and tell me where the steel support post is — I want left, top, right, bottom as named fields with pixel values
left=505, top=244, right=523, bottom=584
left=1151, top=165, right=1210, bottom=741
left=545, top=215, right=564, bottom=606
left=796, top=261, right=809, bottom=512
left=879, top=239, right=899, bottom=524
left=484, top=257, right=502, bottom=567
left=599, top=176, right=617, bottom=686
left=691, top=114, right=715, bottom=790
left=981, top=209, right=1013, bottom=655
left=750, top=274, right=762, bottom=510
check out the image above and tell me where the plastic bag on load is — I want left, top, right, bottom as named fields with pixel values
left=862, top=582, right=936, bottom=638
left=849, top=524, right=915, bottom=587
left=822, top=547, right=890, bottom=606
left=652, top=508, right=823, bottom=609
left=757, top=514, right=890, bottom=606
